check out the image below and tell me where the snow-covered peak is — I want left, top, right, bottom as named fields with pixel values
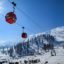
left=29, top=26, right=64, bottom=42
left=50, top=26, right=64, bottom=41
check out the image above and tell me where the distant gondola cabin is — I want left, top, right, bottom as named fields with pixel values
left=22, top=32, right=27, bottom=38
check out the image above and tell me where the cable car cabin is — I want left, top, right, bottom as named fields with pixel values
left=9, top=62, right=19, bottom=64
left=22, top=32, right=27, bottom=38
left=5, top=12, right=17, bottom=24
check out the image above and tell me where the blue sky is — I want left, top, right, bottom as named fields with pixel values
left=0, top=0, right=64, bottom=45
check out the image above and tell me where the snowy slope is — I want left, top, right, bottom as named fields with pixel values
left=20, top=47, right=64, bottom=64
left=28, top=26, right=64, bottom=48
left=0, top=45, right=64, bottom=64
left=29, top=26, right=64, bottom=42
left=50, top=26, right=64, bottom=41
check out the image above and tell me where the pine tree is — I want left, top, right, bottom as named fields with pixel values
left=16, top=43, right=22, bottom=56
left=26, top=39, right=30, bottom=54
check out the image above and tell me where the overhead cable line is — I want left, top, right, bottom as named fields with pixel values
left=16, top=7, right=43, bottom=30
left=7, top=0, right=43, bottom=31
left=1, top=13, right=35, bottom=34
left=16, top=23, right=35, bottom=34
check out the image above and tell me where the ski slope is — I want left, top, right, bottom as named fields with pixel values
left=0, top=47, right=64, bottom=64
left=20, top=47, right=64, bottom=64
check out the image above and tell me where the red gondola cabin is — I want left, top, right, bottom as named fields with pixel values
left=22, top=32, right=27, bottom=38
left=5, top=12, right=17, bottom=24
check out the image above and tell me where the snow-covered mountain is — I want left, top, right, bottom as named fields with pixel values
left=29, top=26, right=64, bottom=44
left=25, top=26, right=64, bottom=53
left=2, top=26, right=64, bottom=57
left=50, top=26, right=64, bottom=41
left=0, top=26, right=64, bottom=47
left=9, top=26, right=64, bottom=55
